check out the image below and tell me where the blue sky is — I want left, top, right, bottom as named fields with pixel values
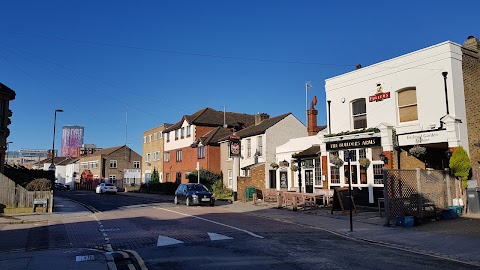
left=1, top=1, right=479, bottom=155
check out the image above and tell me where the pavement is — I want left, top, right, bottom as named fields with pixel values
left=1, top=191, right=480, bottom=268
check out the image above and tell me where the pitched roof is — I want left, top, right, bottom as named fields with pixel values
left=229, top=113, right=291, bottom=139
left=197, top=127, right=234, bottom=146
left=36, top=157, right=71, bottom=166
left=88, top=145, right=125, bottom=156
left=0, top=82, right=16, bottom=100
left=164, top=107, right=255, bottom=132
left=292, top=145, right=321, bottom=159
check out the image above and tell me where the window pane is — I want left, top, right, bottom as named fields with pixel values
left=330, top=166, right=340, bottom=184
left=398, top=89, right=417, bottom=107
left=353, top=114, right=367, bottom=129
left=399, top=105, right=418, bottom=122
left=352, top=99, right=366, bottom=115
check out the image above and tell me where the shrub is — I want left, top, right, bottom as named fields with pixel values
left=211, top=180, right=233, bottom=199
left=26, top=178, right=53, bottom=191
left=151, top=167, right=159, bottom=183
left=187, top=169, right=221, bottom=189
left=449, top=146, right=471, bottom=189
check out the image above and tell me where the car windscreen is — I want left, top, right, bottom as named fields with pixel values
left=188, top=184, right=208, bottom=192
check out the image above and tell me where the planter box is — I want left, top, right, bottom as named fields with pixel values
left=447, top=206, right=462, bottom=217
left=395, top=216, right=414, bottom=227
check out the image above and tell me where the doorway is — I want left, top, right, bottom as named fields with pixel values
left=269, top=170, right=277, bottom=189
left=305, top=170, right=313, bottom=193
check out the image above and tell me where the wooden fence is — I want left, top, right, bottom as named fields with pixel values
left=0, top=173, right=53, bottom=212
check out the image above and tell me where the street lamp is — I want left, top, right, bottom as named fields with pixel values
left=49, top=109, right=63, bottom=171
left=344, top=150, right=353, bottom=232
left=5, top=141, right=12, bottom=165
left=197, top=141, right=203, bottom=184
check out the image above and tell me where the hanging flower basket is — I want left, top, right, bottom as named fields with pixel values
left=291, top=165, right=299, bottom=172
left=358, top=158, right=371, bottom=168
left=330, top=156, right=344, bottom=168
left=270, top=162, right=279, bottom=169
left=409, top=145, right=427, bottom=157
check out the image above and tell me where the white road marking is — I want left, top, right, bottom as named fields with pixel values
left=154, top=207, right=264, bottom=238
left=157, top=235, right=184, bottom=246
left=126, top=250, right=149, bottom=270
left=208, top=232, right=233, bottom=241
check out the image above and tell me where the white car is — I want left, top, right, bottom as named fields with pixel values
left=95, top=183, right=118, bottom=194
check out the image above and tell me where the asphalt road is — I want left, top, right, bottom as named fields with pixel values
left=54, top=191, right=479, bottom=270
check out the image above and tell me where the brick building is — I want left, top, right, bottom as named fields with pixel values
left=142, top=124, right=171, bottom=183
left=0, top=83, right=16, bottom=174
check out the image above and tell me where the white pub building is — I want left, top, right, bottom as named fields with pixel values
left=278, top=36, right=479, bottom=205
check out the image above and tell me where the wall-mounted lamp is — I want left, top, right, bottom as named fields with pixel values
left=445, top=149, right=452, bottom=160
left=281, top=159, right=290, bottom=167
left=379, top=153, right=389, bottom=165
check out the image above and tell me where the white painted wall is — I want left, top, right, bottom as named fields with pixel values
left=164, top=121, right=196, bottom=152
left=325, top=41, right=469, bottom=153
left=65, top=162, right=79, bottom=188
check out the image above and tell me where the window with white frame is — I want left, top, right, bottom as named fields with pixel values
left=110, top=160, right=117, bottom=168
left=198, top=145, right=205, bottom=159
left=373, top=164, right=384, bottom=184
left=166, top=132, right=170, bottom=142
left=143, top=136, right=146, bottom=143
left=154, top=132, right=158, bottom=140
left=176, top=150, right=182, bottom=162
left=186, top=125, right=191, bottom=137
left=154, top=151, right=160, bottom=161
left=181, top=127, right=184, bottom=138
left=330, top=166, right=340, bottom=184
left=257, top=136, right=262, bottom=156
left=81, top=162, right=88, bottom=169
left=165, top=152, right=170, bottom=162
left=89, top=161, right=98, bottom=169
left=228, top=170, right=233, bottom=187
left=109, top=175, right=116, bottom=181
left=247, top=139, right=251, bottom=158
left=133, top=161, right=140, bottom=168
left=397, top=87, right=418, bottom=122
left=159, top=132, right=163, bottom=139
left=146, top=153, right=151, bottom=162
left=175, top=130, right=179, bottom=140
left=148, top=134, right=152, bottom=142
left=352, top=98, right=367, bottom=129
left=314, top=158, right=321, bottom=185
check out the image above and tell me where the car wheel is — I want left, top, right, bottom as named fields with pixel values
left=209, top=201, right=215, bottom=207
left=174, top=196, right=178, bottom=205
left=186, top=197, right=191, bottom=206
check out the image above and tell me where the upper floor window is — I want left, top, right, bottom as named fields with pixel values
left=181, top=127, right=185, bottom=138
left=110, top=160, right=117, bottom=168
left=257, top=136, right=262, bottom=156
left=166, top=132, right=170, bottom=142
left=247, top=139, right=251, bottom=158
left=154, top=151, right=160, bottom=161
left=175, top=130, right=179, bottom=140
left=165, top=152, right=170, bottom=162
left=186, top=125, right=191, bottom=137
left=89, top=161, right=98, bottom=169
left=146, top=153, right=151, bottom=162
left=176, top=150, right=182, bottom=162
left=159, top=132, right=163, bottom=139
left=397, top=87, right=418, bottom=122
left=133, top=161, right=140, bottom=168
left=154, top=132, right=158, bottom=140
left=352, top=98, right=367, bottom=129
left=143, top=136, right=147, bottom=143
left=81, top=162, right=88, bottom=169
left=198, top=145, right=205, bottom=159
left=148, top=134, right=152, bottom=142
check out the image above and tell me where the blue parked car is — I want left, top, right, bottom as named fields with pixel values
left=174, top=183, right=215, bottom=206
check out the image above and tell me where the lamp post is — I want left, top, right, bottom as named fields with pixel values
left=49, top=109, right=63, bottom=171
left=344, top=150, right=353, bottom=232
left=296, top=159, right=304, bottom=193
left=5, top=141, right=12, bottom=165
left=197, top=141, right=203, bottom=184
left=306, top=82, right=312, bottom=125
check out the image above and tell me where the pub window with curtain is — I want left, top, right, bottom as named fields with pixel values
left=352, top=98, right=367, bottom=129
left=397, top=87, right=418, bottom=122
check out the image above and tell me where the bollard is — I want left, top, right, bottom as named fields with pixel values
left=293, top=197, right=297, bottom=211
left=253, top=193, right=257, bottom=205
left=277, top=194, right=283, bottom=208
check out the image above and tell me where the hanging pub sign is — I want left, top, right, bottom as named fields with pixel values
left=229, top=135, right=241, bottom=156
left=369, top=83, right=391, bottom=102
left=326, top=137, right=381, bottom=150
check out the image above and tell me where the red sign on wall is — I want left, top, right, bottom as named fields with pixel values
left=369, top=92, right=390, bottom=102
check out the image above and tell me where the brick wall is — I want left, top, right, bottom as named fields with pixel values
left=237, top=163, right=266, bottom=201
left=462, top=38, right=480, bottom=178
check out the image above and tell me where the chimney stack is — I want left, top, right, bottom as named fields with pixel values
left=307, top=96, right=319, bottom=136
left=464, top=36, right=480, bottom=53
left=255, top=113, right=269, bottom=125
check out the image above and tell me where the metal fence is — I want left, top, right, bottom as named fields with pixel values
left=0, top=173, right=53, bottom=211
left=383, top=169, right=461, bottom=224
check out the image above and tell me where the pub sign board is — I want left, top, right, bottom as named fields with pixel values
left=326, top=137, right=381, bottom=151
left=229, top=135, right=241, bottom=157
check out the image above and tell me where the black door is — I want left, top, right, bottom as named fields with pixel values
left=305, top=170, right=313, bottom=193
left=269, top=170, right=277, bottom=189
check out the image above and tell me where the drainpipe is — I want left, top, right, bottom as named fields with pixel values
left=442, top=72, right=449, bottom=115
left=327, top=100, right=332, bottom=134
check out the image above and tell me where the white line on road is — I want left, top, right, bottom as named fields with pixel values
left=126, top=250, right=149, bottom=270
left=154, top=207, right=264, bottom=238
left=208, top=232, right=233, bottom=241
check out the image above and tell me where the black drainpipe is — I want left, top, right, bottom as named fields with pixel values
left=327, top=100, right=332, bottom=134
left=442, top=71, right=449, bottom=115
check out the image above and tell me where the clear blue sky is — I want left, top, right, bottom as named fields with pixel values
left=1, top=1, right=479, bottom=155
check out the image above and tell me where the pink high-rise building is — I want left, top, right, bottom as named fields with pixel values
left=61, top=125, right=84, bottom=157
